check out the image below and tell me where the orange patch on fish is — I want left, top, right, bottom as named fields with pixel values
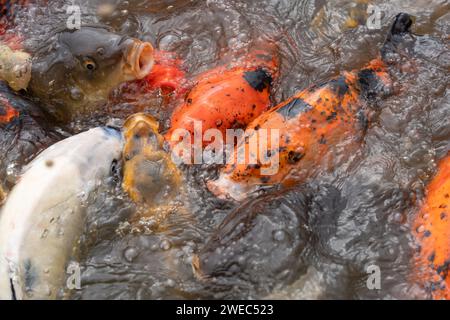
left=0, top=95, right=19, bottom=123
left=412, top=154, right=450, bottom=299
left=143, top=50, right=187, bottom=96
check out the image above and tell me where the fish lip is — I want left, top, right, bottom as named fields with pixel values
left=126, top=40, right=154, bottom=80
left=123, top=113, right=159, bottom=133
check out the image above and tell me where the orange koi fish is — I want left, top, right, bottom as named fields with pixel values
left=165, top=48, right=279, bottom=151
left=412, top=153, right=450, bottom=299
left=208, top=13, right=414, bottom=201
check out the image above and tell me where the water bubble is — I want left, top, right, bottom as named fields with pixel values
left=123, top=246, right=139, bottom=262
left=6, top=163, right=18, bottom=183
left=393, top=213, right=404, bottom=223
left=166, top=279, right=176, bottom=287
left=273, top=230, right=287, bottom=242
left=160, top=239, right=171, bottom=251
left=237, top=255, right=246, bottom=265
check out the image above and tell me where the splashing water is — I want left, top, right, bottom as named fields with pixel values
left=3, top=0, right=449, bottom=299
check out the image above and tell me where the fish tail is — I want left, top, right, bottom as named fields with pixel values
left=351, top=13, right=415, bottom=102
left=381, top=13, right=414, bottom=61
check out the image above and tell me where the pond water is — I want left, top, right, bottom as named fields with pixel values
left=3, top=0, right=450, bottom=299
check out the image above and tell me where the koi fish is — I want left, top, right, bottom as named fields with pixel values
left=208, top=13, right=414, bottom=201
left=122, top=113, right=182, bottom=209
left=412, top=153, right=450, bottom=300
left=0, top=127, right=123, bottom=299
left=165, top=48, right=279, bottom=151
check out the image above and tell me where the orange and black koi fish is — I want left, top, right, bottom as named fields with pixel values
left=208, top=13, right=414, bottom=201
left=165, top=48, right=279, bottom=150
left=412, top=153, right=450, bottom=299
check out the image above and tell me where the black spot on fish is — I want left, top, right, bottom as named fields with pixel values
left=319, top=135, right=327, bottom=145
left=260, top=176, right=271, bottom=183
left=424, top=230, right=432, bottom=237
left=358, top=68, right=380, bottom=100
left=248, top=163, right=261, bottom=170
left=287, top=151, right=304, bottom=164
left=428, top=252, right=435, bottom=263
left=328, top=76, right=349, bottom=97
left=436, top=259, right=450, bottom=278
left=326, top=112, right=337, bottom=122
left=276, top=98, right=312, bottom=119
left=243, top=68, right=272, bottom=92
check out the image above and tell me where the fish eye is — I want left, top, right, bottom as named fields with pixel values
left=83, top=59, right=97, bottom=71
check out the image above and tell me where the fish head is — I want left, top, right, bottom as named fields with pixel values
left=123, top=113, right=162, bottom=157
left=30, top=27, right=154, bottom=121
left=122, top=113, right=181, bottom=206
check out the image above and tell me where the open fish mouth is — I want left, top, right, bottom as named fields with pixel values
left=123, top=113, right=159, bottom=132
left=125, top=40, right=154, bottom=80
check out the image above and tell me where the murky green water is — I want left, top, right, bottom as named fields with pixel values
left=3, top=0, right=450, bottom=299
